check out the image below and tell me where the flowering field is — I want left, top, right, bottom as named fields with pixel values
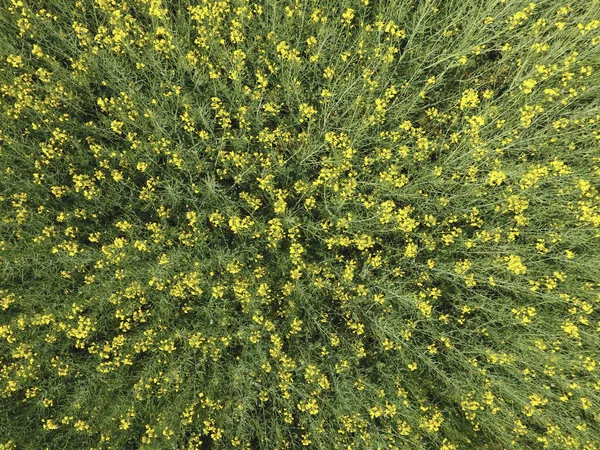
left=1, top=0, right=600, bottom=448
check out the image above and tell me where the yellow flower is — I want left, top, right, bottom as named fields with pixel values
left=506, top=255, right=527, bottom=275
left=521, top=78, right=537, bottom=94
left=341, top=8, right=355, bottom=26
left=299, top=103, right=317, bottom=122
left=7, top=54, right=24, bottom=68
left=31, top=45, right=44, bottom=58
left=209, top=210, right=224, bottom=227
left=110, top=120, right=124, bottom=133
left=488, top=169, right=507, bottom=185
left=148, top=0, right=167, bottom=17
left=460, top=89, right=480, bottom=110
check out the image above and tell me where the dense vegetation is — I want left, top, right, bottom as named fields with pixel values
left=1, top=0, right=600, bottom=448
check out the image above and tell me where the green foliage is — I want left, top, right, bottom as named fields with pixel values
left=1, top=0, right=600, bottom=448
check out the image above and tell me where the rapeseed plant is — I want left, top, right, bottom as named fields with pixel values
left=1, top=0, right=600, bottom=448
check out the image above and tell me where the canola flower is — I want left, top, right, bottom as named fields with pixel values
left=1, top=0, right=600, bottom=449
